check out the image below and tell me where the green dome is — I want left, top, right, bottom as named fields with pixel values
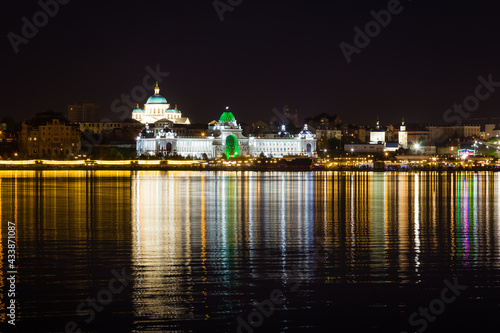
left=219, top=112, right=236, bottom=123
left=146, top=95, right=167, bottom=104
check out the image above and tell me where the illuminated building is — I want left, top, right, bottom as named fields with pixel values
left=398, top=119, right=407, bottom=148
left=19, top=110, right=81, bottom=158
left=369, top=120, right=385, bottom=144
left=131, top=82, right=190, bottom=125
left=78, top=120, right=143, bottom=134
left=315, top=128, right=342, bottom=140
left=344, top=143, right=386, bottom=153
left=427, top=124, right=480, bottom=142
left=345, top=120, right=398, bottom=153
left=136, top=108, right=317, bottom=158
left=491, top=124, right=500, bottom=138
left=484, top=124, right=496, bottom=139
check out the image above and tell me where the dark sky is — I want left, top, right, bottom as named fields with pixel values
left=2, top=0, right=500, bottom=126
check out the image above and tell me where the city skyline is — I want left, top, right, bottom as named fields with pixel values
left=3, top=2, right=500, bottom=331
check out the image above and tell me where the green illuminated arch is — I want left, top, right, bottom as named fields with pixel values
left=225, top=134, right=239, bottom=159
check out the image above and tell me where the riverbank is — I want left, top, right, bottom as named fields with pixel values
left=0, top=158, right=499, bottom=172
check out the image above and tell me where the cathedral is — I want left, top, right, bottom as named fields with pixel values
left=131, top=82, right=190, bottom=125
left=135, top=86, right=317, bottom=159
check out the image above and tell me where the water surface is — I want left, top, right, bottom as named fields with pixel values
left=2, top=170, right=500, bottom=332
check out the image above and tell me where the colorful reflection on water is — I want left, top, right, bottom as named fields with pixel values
left=1, top=170, right=499, bottom=332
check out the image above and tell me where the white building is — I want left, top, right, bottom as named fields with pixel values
left=398, top=119, right=408, bottom=148
left=136, top=109, right=317, bottom=159
left=344, top=120, right=399, bottom=153
left=344, top=143, right=385, bottom=153
left=131, top=82, right=190, bottom=125
left=370, top=121, right=385, bottom=143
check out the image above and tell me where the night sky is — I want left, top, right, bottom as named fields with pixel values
left=2, top=0, right=500, bottom=126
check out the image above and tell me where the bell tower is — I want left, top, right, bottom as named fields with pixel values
left=398, top=118, right=407, bottom=149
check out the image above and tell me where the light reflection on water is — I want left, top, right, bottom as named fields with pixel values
left=1, top=170, right=500, bottom=332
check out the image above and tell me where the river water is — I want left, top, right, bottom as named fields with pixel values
left=2, top=170, right=500, bottom=332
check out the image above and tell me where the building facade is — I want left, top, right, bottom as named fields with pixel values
left=427, top=124, right=480, bottom=143
left=136, top=110, right=317, bottom=158
left=370, top=121, right=386, bottom=143
left=315, top=128, right=342, bottom=140
left=19, top=111, right=81, bottom=158
left=398, top=120, right=408, bottom=148
left=79, top=121, right=143, bottom=134
left=344, top=143, right=385, bottom=153
left=398, top=122, right=430, bottom=148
